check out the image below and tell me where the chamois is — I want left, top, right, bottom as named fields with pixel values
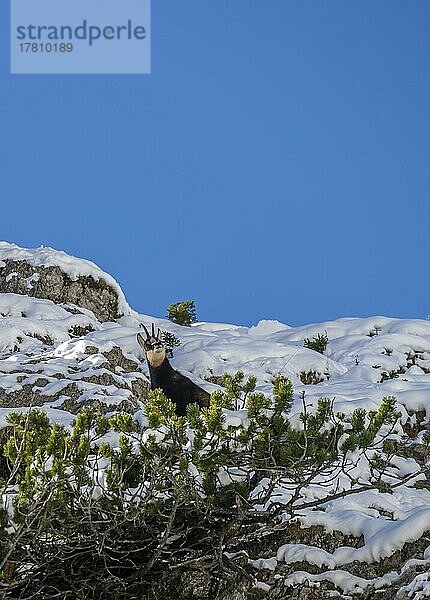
left=137, top=324, right=210, bottom=416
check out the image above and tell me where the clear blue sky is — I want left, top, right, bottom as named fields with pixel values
left=1, top=2, right=429, bottom=326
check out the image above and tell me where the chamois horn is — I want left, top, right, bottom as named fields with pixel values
left=140, top=323, right=163, bottom=342
left=140, top=323, right=151, bottom=339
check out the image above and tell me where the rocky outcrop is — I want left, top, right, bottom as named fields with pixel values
left=0, top=260, right=122, bottom=322
left=0, top=243, right=131, bottom=322
left=0, top=341, right=150, bottom=415
left=0, top=291, right=149, bottom=417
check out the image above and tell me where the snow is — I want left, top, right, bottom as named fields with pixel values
left=0, top=405, right=75, bottom=430
left=399, top=573, right=430, bottom=599
left=2, top=245, right=430, bottom=596
left=250, top=557, right=278, bottom=571
left=0, top=242, right=132, bottom=316
left=282, top=568, right=390, bottom=595
left=253, top=581, right=271, bottom=592
left=277, top=506, right=430, bottom=565
left=25, top=273, right=39, bottom=288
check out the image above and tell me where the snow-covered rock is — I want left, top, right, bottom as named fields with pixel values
left=0, top=242, right=131, bottom=322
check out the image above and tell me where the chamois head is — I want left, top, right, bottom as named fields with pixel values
left=137, top=323, right=166, bottom=367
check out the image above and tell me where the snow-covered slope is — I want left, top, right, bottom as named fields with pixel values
left=1, top=243, right=430, bottom=598
left=3, top=305, right=430, bottom=427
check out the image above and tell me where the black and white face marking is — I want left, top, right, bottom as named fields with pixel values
left=145, top=339, right=164, bottom=352
left=137, top=325, right=166, bottom=367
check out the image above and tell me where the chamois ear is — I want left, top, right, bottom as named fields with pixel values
left=157, top=328, right=163, bottom=341
left=137, top=333, right=147, bottom=350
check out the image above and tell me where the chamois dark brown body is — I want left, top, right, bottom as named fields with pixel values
left=137, top=325, right=210, bottom=417
left=148, top=357, right=210, bottom=416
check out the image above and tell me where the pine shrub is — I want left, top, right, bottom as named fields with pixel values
left=0, top=375, right=403, bottom=599
left=166, top=300, right=196, bottom=327
left=304, top=331, right=329, bottom=354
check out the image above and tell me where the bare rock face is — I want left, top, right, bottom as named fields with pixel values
left=0, top=259, right=122, bottom=322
